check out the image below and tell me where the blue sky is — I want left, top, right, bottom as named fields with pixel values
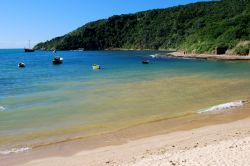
left=0, top=0, right=205, bottom=48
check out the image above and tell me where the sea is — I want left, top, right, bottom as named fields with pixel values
left=1, top=49, right=250, bottom=155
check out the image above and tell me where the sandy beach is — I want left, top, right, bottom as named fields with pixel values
left=156, top=52, right=250, bottom=60
left=9, top=116, right=250, bottom=166
left=1, top=0, right=249, bottom=165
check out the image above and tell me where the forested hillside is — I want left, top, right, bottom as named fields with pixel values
left=34, top=0, right=250, bottom=55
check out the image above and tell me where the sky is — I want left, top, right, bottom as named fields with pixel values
left=0, top=0, right=205, bottom=48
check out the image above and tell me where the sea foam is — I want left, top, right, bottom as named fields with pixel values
left=0, top=106, right=5, bottom=112
left=0, top=147, right=31, bottom=155
left=198, top=100, right=247, bottom=114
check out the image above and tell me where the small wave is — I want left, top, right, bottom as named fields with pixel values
left=198, top=100, right=247, bottom=114
left=0, top=106, right=5, bottom=112
left=0, top=147, right=31, bottom=155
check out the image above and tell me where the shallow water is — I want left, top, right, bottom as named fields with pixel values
left=1, top=49, right=250, bottom=154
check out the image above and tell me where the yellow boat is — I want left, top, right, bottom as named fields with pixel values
left=92, top=64, right=101, bottom=70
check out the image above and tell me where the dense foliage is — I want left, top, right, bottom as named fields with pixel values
left=34, top=0, right=250, bottom=54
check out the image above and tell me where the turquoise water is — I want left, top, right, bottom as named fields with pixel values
left=1, top=49, right=250, bottom=153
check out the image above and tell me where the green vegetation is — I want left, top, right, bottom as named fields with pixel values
left=228, top=41, right=250, bottom=55
left=34, top=0, right=250, bottom=54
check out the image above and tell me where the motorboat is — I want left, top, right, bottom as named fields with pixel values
left=53, top=56, right=63, bottom=64
left=18, top=62, right=26, bottom=68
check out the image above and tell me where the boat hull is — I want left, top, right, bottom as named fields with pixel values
left=142, top=61, right=149, bottom=64
left=24, top=48, right=35, bottom=52
left=52, top=57, right=63, bottom=65
left=18, top=63, right=26, bottom=68
left=92, top=65, right=101, bottom=70
left=53, top=61, right=63, bottom=64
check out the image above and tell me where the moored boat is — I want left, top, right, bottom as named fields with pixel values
left=18, top=62, right=26, bottom=68
left=24, top=48, right=35, bottom=52
left=24, top=40, right=35, bottom=53
left=53, top=56, right=63, bottom=64
left=142, top=60, right=150, bottom=64
left=92, top=64, right=101, bottom=70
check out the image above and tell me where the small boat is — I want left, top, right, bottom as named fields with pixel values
left=53, top=56, right=63, bottom=64
left=142, top=60, right=150, bottom=64
left=24, top=48, right=35, bottom=52
left=24, top=40, right=35, bottom=52
left=18, top=62, right=26, bottom=68
left=92, top=64, right=101, bottom=70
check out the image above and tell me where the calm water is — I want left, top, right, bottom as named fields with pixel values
left=1, top=49, right=250, bottom=153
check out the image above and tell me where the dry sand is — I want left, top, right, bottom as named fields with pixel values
left=15, top=117, right=250, bottom=166
left=126, top=136, right=250, bottom=166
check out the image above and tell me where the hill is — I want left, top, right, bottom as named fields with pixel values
left=34, top=0, right=250, bottom=55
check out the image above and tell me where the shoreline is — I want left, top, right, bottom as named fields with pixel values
left=2, top=48, right=250, bottom=165
left=2, top=103, right=250, bottom=166
left=12, top=116, right=250, bottom=166
left=158, top=52, right=250, bottom=60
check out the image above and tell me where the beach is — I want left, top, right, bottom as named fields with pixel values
left=9, top=116, right=250, bottom=166
left=2, top=101, right=250, bottom=166
left=1, top=0, right=249, bottom=165
left=2, top=50, right=250, bottom=166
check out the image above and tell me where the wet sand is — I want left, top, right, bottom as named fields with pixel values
left=2, top=103, right=250, bottom=166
